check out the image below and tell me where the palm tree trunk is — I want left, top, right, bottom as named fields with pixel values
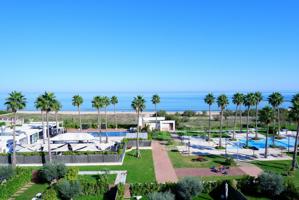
left=46, top=112, right=52, bottom=163
left=265, top=125, right=269, bottom=158
left=219, top=109, right=223, bottom=147
left=41, top=111, right=45, bottom=144
left=233, top=105, right=238, bottom=140
left=105, top=106, right=108, bottom=143
left=97, top=109, right=102, bottom=143
left=246, top=108, right=250, bottom=147
left=114, top=105, right=117, bottom=129
left=12, top=112, right=17, bottom=168
left=239, top=106, right=243, bottom=134
left=136, top=110, right=141, bottom=158
left=272, top=107, right=276, bottom=145
left=55, top=111, right=58, bottom=134
left=291, top=122, right=299, bottom=170
left=155, top=104, right=158, bottom=130
left=78, top=106, right=82, bottom=132
left=208, top=105, right=211, bottom=141
left=277, top=108, right=281, bottom=137
left=255, top=104, right=258, bottom=139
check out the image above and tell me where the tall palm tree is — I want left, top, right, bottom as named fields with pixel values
left=131, top=96, right=146, bottom=158
left=289, top=94, right=299, bottom=170
left=254, top=92, right=263, bottom=139
left=103, top=96, right=110, bottom=143
left=92, top=96, right=104, bottom=143
left=259, top=106, right=275, bottom=158
left=216, top=94, right=229, bottom=147
left=52, top=100, right=62, bottom=134
left=268, top=92, right=284, bottom=139
left=204, top=93, right=215, bottom=141
left=232, top=93, right=244, bottom=140
left=151, top=94, right=161, bottom=130
left=244, top=93, right=256, bottom=147
left=111, top=96, right=119, bottom=129
left=5, top=91, right=26, bottom=167
left=41, top=92, right=56, bottom=163
left=35, top=95, right=46, bottom=144
left=72, top=95, right=83, bottom=132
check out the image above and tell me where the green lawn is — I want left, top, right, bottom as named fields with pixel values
left=168, top=150, right=232, bottom=168
left=15, top=183, right=48, bottom=200
left=77, top=150, right=155, bottom=183
left=78, top=174, right=116, bottom=184
left=193, top=193, right=213, bottom=200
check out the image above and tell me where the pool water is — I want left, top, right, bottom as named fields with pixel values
left=89, top=131, right=127, bottom=137
left=231, top=137, right=296, bottom=149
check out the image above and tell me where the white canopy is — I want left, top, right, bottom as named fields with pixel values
left=51, top=133, right=95, bottom=142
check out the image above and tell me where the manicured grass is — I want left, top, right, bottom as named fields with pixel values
left=78, top=174, right=116, bottom=184
left=77, top=150, right=155, bottom=183
left=168, top=150, right=232, bottom=168
left=15, top=183, right=48, bottom=200
left=193, top=193, right=213, bottom=200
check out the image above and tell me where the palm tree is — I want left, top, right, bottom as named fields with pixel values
left=268, top=92, right=284, bottom=139
left=131, top=96, right=146, bottom=158
left=289, top=94, right=299, bottom=170
left=92, top=96, right=104, bottom=143
left=259, top=106, right=275, bottom=158
left=204, top=93, right=215, bottom=141
left=254, top=92, right=263, bottom=139
left=244, top=93, right=256, bottom=147
left=111, top=96, right=119, bottom=129
left=151, top=94, right=161, bottom=130
left=5, top=91, right=26, bottom=167
left=216, top=94, right=229, bottom=147
left=232, top=93, right=244, bottom=140
left=72, top=95, right=83, bottom=132
left=52, top=100, right=62, bottom=134
left=41, top=92, right=56, bottom=163
left=35, top=95, right=46, bottom=144
left=103, top=96, right=110, bottom=143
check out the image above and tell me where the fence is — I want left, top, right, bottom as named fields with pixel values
left=127, top=140, right=151, bottom=147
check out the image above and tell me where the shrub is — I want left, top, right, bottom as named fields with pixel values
left=116, top=183, right=125, bottom=200
left=258, top=172, right=284, bottom=197
left=176, top=177, right=203, bottom=200
left=66, top=167, right=79, bottom=181
left=43, top=187, right=58, bottom=200
left=39, top=163, right=67, bottom=183
left=0, top=166, right=15, bottom=183
left=182, top=110, right=196, bottom=117
left=280, top=178, right=299, bottom=200
left=148, top=191, right=175, bottom=200
left=56, top=180, right=81, bottom=200
left=155, top=110, right=167, bottom=117
left=223, top=157, right=236, bottom=166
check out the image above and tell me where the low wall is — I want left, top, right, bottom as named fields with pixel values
left=127, top=140, right=151, bottom=147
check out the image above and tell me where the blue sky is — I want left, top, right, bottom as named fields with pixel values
left=0, top=0, right=298, bottom=92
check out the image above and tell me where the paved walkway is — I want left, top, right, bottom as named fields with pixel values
left=238, top=162, right=263, bottom=177
left=152, top=141, right=178, bottom=183
left=9, top=182, right=34, bottom=200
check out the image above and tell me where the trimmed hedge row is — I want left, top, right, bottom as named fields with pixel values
left=0, top=168, right=32, bottom=200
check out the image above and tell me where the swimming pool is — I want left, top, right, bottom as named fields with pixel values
left=230, top=137, right=296, bottom=149
left=89, top=131, right=127, bottom=137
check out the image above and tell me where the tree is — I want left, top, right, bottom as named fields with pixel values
left=35, top=95, right=46, bottom=144
left=131, top=96, right=146, bottom=158
left=56, top=180, right=81, bottom=200
left=148, top=192, right=175, bottom=200
left=92, top=96, right=104, bottom=143
left=103, top=96, right=110, bottom=143
left=176, top=177, right=203, bottom=200
left=52, top=100, right=62, bottom=134
left=232, top=93, right=244, bottom=140
left=244, top=93, right=256, bottom=147
left=289, top=93, right=299, bottom=170
left=268, top=92, right=284, bottom=139
left=204, top=93, right=215, bottom=141
left=72, top=95, right=83, bottom=132
left=254, top=92, right=263, bottom=139
left=41, top=92, right=57, bottom=163
left=5, top=91, right=26, bottom=167
left=111, top=96, right=119, bottom=129
left=216, top=94, right=229, bottom=147
left=151, top=94, right=161, bottom=130
left=258, top=172, right=284, bottom=197
left=259, top=106, right=275, bottom=158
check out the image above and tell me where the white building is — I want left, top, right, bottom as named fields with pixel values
left=138, top=117, right=175, bottom=132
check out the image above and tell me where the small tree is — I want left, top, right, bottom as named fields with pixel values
left=176, top=177, right=203, bottom=200
left=258, top=172, right=284, bottom=197
left=43, top=187, right=58, bottom=200
left=56, top=180, right=81, bottom=200
left=66, top=167, right=79, bottom=181
left=39, top=163, right=67, bottom=183
left=148, top=191, right=175, bottom=200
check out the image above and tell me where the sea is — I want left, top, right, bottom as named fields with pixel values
left=0, top=92, right=297, bottom=112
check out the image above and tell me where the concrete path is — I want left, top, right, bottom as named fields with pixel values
left=237, top=162, right=263, bottom=177
left=9, top=182, right=34, bottom=200
left=152, top=141, right=178, bottom=183
left=79, top=170, right=127, bottom=185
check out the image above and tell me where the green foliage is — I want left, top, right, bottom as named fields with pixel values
left=56, top=180, right=81, bottom=200
left=258, top=172, right=284, bottom=197
left=148, top=191, right=175, bottom=200
left=0, top=168, right=32, bottom=200
left=152, top=131, right=171, bottom=141
left=43, top=187, right=58, bottom=200
left=116, top=183, right=125, bottom=200
left=130, top=182, right=176, bottom=196
left=79, top=174, right=109, bottom=196
left=155, top=110, right=167, bottom=117
left=223, top=157, right=236, bottom=166
left=0, top=166, right=15, bottom=183
left=66, top=167, right=79, bottom=181
left=182, top=110, right=197, bottom=117
left=176, top=177, right=203, bottom=200
left=39, top=163, right=67, bottom=183
left=64, top=119, right=80, bottom=129
left=280, top=178, right=299, bottom=200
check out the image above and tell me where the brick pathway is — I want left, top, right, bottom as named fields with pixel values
left=152, top=141, right=178, bottom=183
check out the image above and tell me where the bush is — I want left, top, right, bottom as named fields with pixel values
left=280, top=178, right=299, bottom=200
left=66, top=167, right=79, bottom=181
left=182, top=110, right=197, bottom=117
left=116, top=183, right=125, bottom=200
left=148, top=191, right=175, bottom=200
left=258, top=172, right=284, bottom=197
left=43, top=187, right=58, bottom=200
left=223, top=157, right=236, bottom=166
left=39, top=163, right=67, bottom=183
left=79, top=174, right=109, bottom=196
left=0, top=166, right=15, bottom=183
left=56, top=180, right=81, bottom=200
left=155, top=110, right=167, bottom=117
left=176, top=177, right=203, bottom=200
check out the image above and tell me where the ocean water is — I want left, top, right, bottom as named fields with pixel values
left=0, top=91, right=296, bottom=112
